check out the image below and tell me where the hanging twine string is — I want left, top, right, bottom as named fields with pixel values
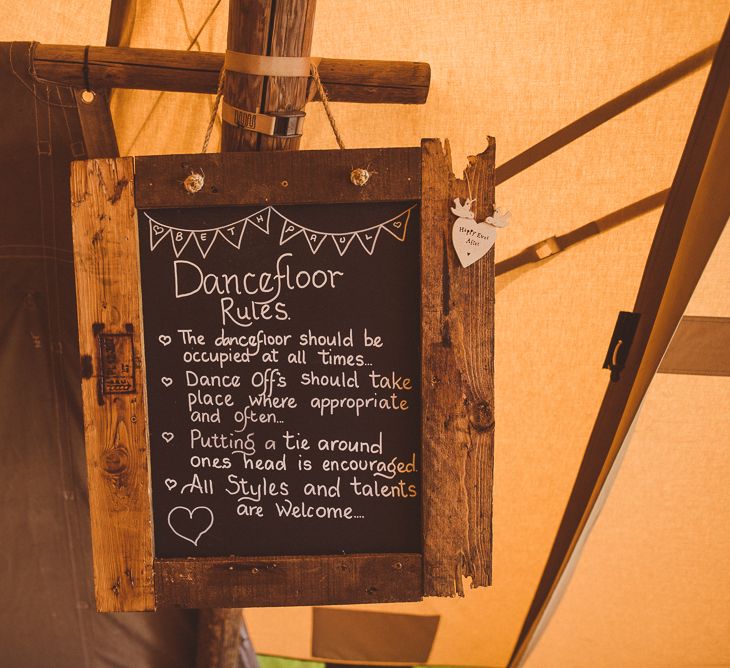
left=195, top=61, right=363, bottom=190
left=310, top=61, right=346, bottom=150
left=202, top=62, right=346, bottom=152
left=201, top=68, right=226, bottom=153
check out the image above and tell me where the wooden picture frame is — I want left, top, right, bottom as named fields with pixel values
left=71, top=140, right=494, bottom=611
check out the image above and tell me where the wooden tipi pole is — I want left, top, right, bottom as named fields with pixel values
left=198, top=2, right=317, bottom=666
left=222, top=0, right=317, bottom=152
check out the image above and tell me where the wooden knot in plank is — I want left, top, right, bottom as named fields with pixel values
left=108, top=178, right=129, bottom=204
left=467, top=399, right=494, bottom=433
left=103, top=446, right=129, bottom=476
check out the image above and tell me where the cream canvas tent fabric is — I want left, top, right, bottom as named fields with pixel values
left=1, top=1, right=728, bottom=667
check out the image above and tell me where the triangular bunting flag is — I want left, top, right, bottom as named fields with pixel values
left=148, top=217, right=171, bottom=251
left=247, top=207, right=271, bottom=234
left=356, top=227, right=381, bottom=255
left=267, top=206, right=288, bottom=232
left=381, top=209, right=411, bottom=242
left=170, top=229, right=193, bottom=257
left=147, top=205, right=415, bottom=258
left=332, top=233, right=355, bottom=256
left=193, top=229, right=217, bottom=258
left=280, top=220, right=304, bottom=245
left=218, top=220, right=246, bottom=249
left=305, top=230, right=328, bottom=254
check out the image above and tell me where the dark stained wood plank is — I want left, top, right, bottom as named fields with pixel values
left=74, top=90, right=119, bottom=159
left=420, top=138, right=494, bottom=596
left=134, top=147, right=421, bottom=208
left=33, top=45, right=430, bottom=103
left=71, top=157, right=155, bottom=611
left=155, top=554, right=422, bottom=608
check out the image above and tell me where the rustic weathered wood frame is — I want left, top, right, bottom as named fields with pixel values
left=71, top=141, right=494, bottom=612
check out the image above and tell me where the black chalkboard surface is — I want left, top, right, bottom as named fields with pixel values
left=139, top=201, right=421, bottom=558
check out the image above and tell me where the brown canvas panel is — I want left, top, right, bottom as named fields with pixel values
left=312, top=608, right=439, bottom=664
left=658, top=316, right=730, bottom=376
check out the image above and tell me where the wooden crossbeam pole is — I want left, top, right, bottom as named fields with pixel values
left=32, top=44, right=430, bottom=105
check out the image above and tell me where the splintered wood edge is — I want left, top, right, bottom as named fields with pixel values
left=71, top=156, right=155, bottom=611
left=420, top=138, right=495, bottom=597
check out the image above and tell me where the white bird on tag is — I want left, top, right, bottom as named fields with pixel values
left=451, top=198, right=510, bottom=268
left=487, top=207, right=512, bottom=228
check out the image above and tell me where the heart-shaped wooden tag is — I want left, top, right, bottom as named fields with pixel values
left=452, top=219, right=496, bottom=268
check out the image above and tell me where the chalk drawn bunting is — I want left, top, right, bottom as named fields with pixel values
left=139, top=201, right=422, bottom=558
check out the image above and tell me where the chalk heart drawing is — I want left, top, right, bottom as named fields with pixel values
left=452, top=218, right=496, bottom=268
left=168, top=506, right=214, bottom=546
left=165, top=478, right=177, bottom=491
left=161, top=432, right=174, bottom=443
left=161, top=377, right=173, bottom=387
left=158, top=334, right=172, bottom=346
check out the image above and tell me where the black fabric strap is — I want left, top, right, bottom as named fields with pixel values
left=82, top=45, right=91, bottom=91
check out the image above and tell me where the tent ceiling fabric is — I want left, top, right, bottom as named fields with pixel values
left=2, top=1, right=728, bottom=667
left=522, top=225, right=730, bottom=667
left=523, top=377, right=730, bottom=666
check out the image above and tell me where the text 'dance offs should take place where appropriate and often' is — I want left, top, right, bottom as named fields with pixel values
left=139, top=202, right=422, bottom=558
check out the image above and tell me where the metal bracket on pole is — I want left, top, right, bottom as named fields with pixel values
left=221, top=102, right=305, bottom=138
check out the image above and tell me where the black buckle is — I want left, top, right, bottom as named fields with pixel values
left=603, top=311, right=641, bottom=382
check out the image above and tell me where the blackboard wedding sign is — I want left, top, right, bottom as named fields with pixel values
left=71, top=142, right=494, bottom=611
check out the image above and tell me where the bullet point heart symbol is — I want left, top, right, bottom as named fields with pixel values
left=393, top=221, right=402, bottom=228
left=161, top=377, right=173, bottom=387
left=158, top=334, right=172, bottom=346
left=165, top=478, right=177, bottom=491
left=452, top=219, right=496, bottom=268
left=162, top=432, right=174, bottom=443
left=153, top=225, right=163, bottom=234
left=168, top=506, right=214, bottom=546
